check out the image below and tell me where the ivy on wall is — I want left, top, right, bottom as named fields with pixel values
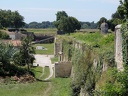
left=121, top=21, right=128, bottom=64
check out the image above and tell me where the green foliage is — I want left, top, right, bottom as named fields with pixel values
left=0, top=43, right=17, bottom=75
left=0, top=9, right=25, bottom=28
left=96, top=67, right=128, bottom=96
left=54, top=11, right=81, bottom=34
left=25, top=21, right=55, bottom=28
left=71, top=46, right=102, bottom=96
left=97, top=17, right=107, bottom=28
left=71, top=32, right=114, bottom=50
left=118, top=0, right=128, bottom=20
left=15, top=37, right=35, bottom=71
left=0, top=31, right=9, bottom=39
left=121, top=21, right=128, bottom=64
left=58, top=31, right=115, bottom=95
left=62, top=39, right=74, bottom=61
left=94, top=21, right=128, bottom=96
left=56, top=11, right=68, bottom=21
left=81, top=21, right=98, bottom=29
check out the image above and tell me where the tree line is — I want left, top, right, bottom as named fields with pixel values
left=24, top=21, right=97, bottom=29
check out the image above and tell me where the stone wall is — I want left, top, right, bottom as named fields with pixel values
left=54, top=61, right=72, bottom=78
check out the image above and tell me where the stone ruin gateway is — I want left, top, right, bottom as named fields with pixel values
left=100, top=21, right=108, bottom=34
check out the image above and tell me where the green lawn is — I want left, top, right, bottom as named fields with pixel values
left=51, top=56, right=58, bottom=64
left=0, top=82, right=48, bottom=96
left=31, top=66, right=50, bottom=80
left=50, top=78, right=71, bottom=96
left=33, top=43, right=54, bottom=55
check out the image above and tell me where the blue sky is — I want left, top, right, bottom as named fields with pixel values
left=0, top=0, right=120, bottom=23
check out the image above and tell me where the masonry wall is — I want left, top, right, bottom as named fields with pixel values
left=54, top=43, right=61, bottom=56
left=54, top=61, right=72, bottom=78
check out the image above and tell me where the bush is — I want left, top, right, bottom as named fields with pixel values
left=0, top=31, right=9, bottom=39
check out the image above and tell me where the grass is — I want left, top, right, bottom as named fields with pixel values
left=51, top=56, right=58, bottom=64
left=0, top=82, right=48, bottom=96
left=31, top=66, right=50, bottom=80
left=0, top=66, right=50, bottom=96
left=70, top=31, right=115, bottom=52
left=26, top=28, right=57, bottom=35
left=50, top=78, right=71, bottom=96
left=31, top=66, right=42, bottom=79
left=33, top=43, right=54, bottom=55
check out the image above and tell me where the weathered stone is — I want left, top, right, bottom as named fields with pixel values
left=54, top=61, right=72, bottom=78
left=100, top=22, right=108, bottom=34
left=115, top=24, right=123, bottom=71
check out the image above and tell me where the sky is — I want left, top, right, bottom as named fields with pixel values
left=0, top=0, right=120, bottom=23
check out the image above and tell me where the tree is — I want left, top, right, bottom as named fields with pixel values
left=97, top=17, right=107, bottom=29
left=56, top=11, right=68, bottom=21
left=0, top=9, right=25, bottom=28
left=11, top=11, right=25, bottom=28
left=108, top=0, right=127, bottom=31
left=54, top=11, right=81, bottom=34
left=118, top=0, right=128, bottom=21
left=18, top=37, right=35, bottom=71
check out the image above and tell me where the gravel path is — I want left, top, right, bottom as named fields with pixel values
left=34, top=54, right=54, bottom=80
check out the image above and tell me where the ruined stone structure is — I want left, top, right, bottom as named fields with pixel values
left=54, top=61, right=72, bottom=78
left=100, top=21, right=108, bottom=34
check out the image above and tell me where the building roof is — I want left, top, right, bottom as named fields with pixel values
left=0, top=40, right=21, bottom=47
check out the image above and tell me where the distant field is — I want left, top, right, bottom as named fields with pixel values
left=80, top=29, right=99, bottom=32
left=26, top=28, right=100, bottom=34
left=26, top=28, right=57, bottom=35
left=79, top=29, right=113, bottom=33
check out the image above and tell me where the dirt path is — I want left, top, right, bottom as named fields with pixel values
left=34, top=54, right=54, bottom=96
